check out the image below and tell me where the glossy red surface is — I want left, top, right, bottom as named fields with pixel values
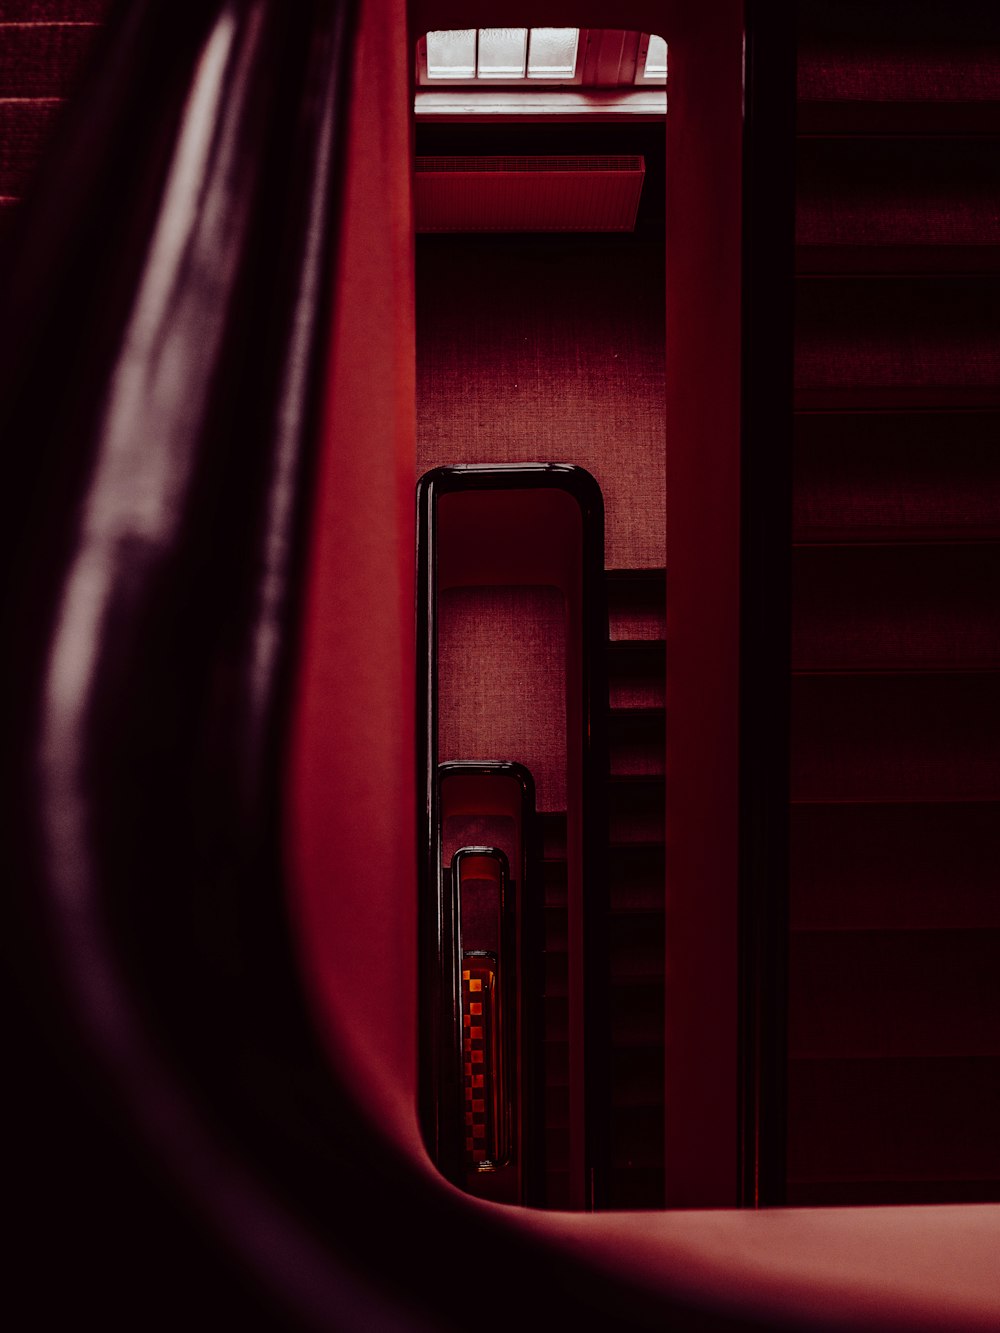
left=6, top=0, right=999, bottom=1327
left=287, top=0, right=1000, bottom=1325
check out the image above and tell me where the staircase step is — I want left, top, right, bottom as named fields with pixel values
left=796, top=136, right=1000, bottom=274
left=609, top=777, right=664, bottom=844
left=545, top=1080, right=569, bottom=1124
left=543, top=905, right=567, bottom=951
left=544, top=996, right=568, bottom=1045
left=1, top=2, right=109, bottom=19
left=798, top=40, right=1000, bottom=106
left=787, top=1178, right=1000, bottom=1205
left=608, top=639, right=665, bottom=710
left=800, top=101, right=1000, bottom=136
left=787, top=1055, right=1000, bottom=1191
left=544, top=950, right=567, bottom=997
left=791, top=671, right=1000, bottom=802
left=611, top=1044, right=664, bottom=1106
left=609, top=1105, right=665, bottom=1167
left=442, top=813, right=520, bottom=865
left=545, top=1128, right=569, bottom=1172
left=792, top=542, right=1000, bottom=672
left=544, top=1170, right=571, bottom=1208
left=789, top=0, right=1000, bottom=1213
left=609, top=708, right=665, bottom=776
left=0, top=18, right=102, bottom=99
left=795, top=274, right=1000, bottom=410
left=544, top=998, right=568, bottom=1044
left=608, top=912, right=664, bottom=981
left=609, top=845, right=665, bottom=913
left=610, top=979, right=663, bottom=1046
left=608, top=1168, right=665, bottom=1208
left=0, top=98, right=62, bottom=195
left=542, top=1040, right=568, bottom=1084
left=0, top=195, right=17, bottom=243
left=606, top=569, right=665, bottom=641
left=793, top=410, right=1000, bottom=544
left=540, top=812, right=566, bottom=860
left=791, top=802, right=1000, bottom=931
left=542, top=857, right=566, bottom=907
left=797, top=2, right=1000, bottom=134
left=789, top=929, right=1000, bottom=1060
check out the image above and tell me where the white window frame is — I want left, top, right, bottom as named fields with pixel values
left=414, top=30, right=667, bottom=120
left=634, top=33, right=668, bottom=86
left=417, top=29, right=585, bottom=88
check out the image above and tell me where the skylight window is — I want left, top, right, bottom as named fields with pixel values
left=425, top=29, right=477, bottom=79
left=425, top=28, right=582, bottom=84
left=527, top=28, right=580, bottom=79
left=642, top=34, right=668, bottom=81
left=478, top=28, right=528, bottom=79
left=416, top=30, right=667, bottom=105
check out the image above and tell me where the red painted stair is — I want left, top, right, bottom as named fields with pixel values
left=788, top=0, right=1000, bottom=1207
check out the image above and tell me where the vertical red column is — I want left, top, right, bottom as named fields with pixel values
left=286, top=0, right=421, bottom=1154
left=663, top=1, right=745, bottom=1207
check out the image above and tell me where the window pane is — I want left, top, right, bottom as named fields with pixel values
left=644, top=34, right=668, bottom=80
left=426, top=29, right=476, bottom=79
left=527, top=28, right=579, bottom=79
left=478, top=27, right=528, bottom=78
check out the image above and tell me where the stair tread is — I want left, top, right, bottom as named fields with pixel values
left=791, top=801, right=1000, bottom=931
left=791, top=671, right=1000, bottom=803
left=795, top=274, right=1000, bottom=411
left=787, top=1180, right=1000, bottom=1205
left=788, top=0, right=1000, bottom=1210
left=789, top=928, right=1000, bottom=1059
left=608, top=642, right=665, bottom=707
left=796, top=137, right=1000, bottom=259
left=609, top=783, right=664, bottom=843
left=792, top=542, right=1000, bottom=672
left=0, top=97, right=63, bottom=195
left=797, top=19, right=1000, bottom=116
left=606, top=569, right=666, bottom=641
left=788, top=1055, right=1000, bottom=1184
left=794, top=409, right=1000, bottom=544
left=608, top=638, right=666, bottom=653
left=797, top=4, right=1000, bottom=135
left=609, top=710, right=665, bottom=776
left=0, top=18, right=102, bottom=100
left=0, top=2, right=109, bottom=18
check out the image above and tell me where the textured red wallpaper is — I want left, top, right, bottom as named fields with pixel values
left=416, top=234, right=666, bottom=570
